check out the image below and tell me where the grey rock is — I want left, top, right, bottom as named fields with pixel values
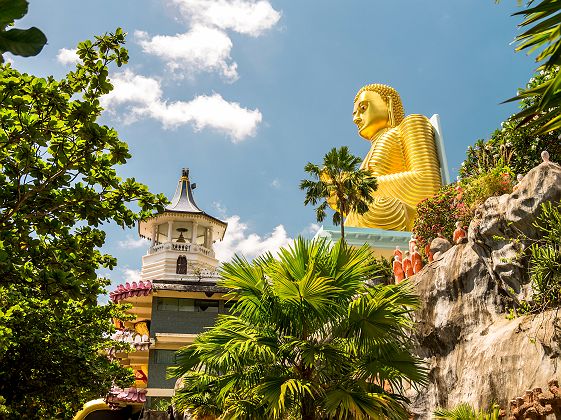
left=408, top=162, right=561, bottom=417
left=468, top=162, right=561, bottom=296
left=430, top=237, right=452, bottom=260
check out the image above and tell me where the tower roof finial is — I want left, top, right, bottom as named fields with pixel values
left=166, top=168, right=202, bottom=213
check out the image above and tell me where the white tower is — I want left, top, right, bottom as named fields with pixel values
left=138, top=168, right=227, bottom=282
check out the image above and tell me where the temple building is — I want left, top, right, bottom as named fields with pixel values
left=75, top=168, right=229, bottom=419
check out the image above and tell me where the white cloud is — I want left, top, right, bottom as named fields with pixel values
left=56, top=48, right=79, bottom=65
left=135, top=1, right=280, bottom=79
left=214, top=215, right=292, bottom=262
left=101, top=70, right=262, bottom=141
left=169, top=0, right=281, bottom=37
left=119, top=235, right=149, bottom=249
left=123, top=268, right=142, bottom=283
left=101, top=70, right=162, bottom=109
left=148, top=93, right=262, bottom=139
left=301, top=223, right=320, bottom=238
left=270, top=178, right=280, bottom=189
left=212, top=201, right=228, bottom=218
left=135, top=26, right=238, bottom=81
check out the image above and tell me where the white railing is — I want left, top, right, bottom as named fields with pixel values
left=169, top=271, right=222, bottom=282
left=149, top=242, right=191, bottom=253
left=148, top=241, right=213, bottom=257
left=198, top=245, right=211, bottom=256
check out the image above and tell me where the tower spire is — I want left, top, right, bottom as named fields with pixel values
left=166, top=168, right=202, bottom=213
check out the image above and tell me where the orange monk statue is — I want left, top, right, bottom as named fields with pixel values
left=453, top=221, right=467, bottom=244
left=408, top=234, right=417, bottom=255
left=393, top=245, right=403, bottom=261
left=424, top=243, right=433, bottom=262
left=393, top=255, right=405, bottom=283
left=411, top=245, right=423, bottom=274
left=402, top=251, right=414, bottom=278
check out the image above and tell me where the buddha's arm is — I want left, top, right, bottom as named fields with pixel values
left=371, top=115, right=441, bottom=207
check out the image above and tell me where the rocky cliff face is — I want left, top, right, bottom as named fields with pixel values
left=409, top=161, right=561, bottom=418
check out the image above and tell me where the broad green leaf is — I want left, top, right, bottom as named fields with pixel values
left=0, top=27, right=47, bottom=57
left=0, top=0, right=28, bottom=25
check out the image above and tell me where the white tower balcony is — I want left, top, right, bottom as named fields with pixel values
left=137, top=169, right=227, bottom=283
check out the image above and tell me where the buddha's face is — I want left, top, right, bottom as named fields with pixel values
left=353, top=90, right=390, bottom=140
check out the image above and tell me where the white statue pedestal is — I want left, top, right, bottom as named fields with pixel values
left=315, top=225, right=410, bottom=259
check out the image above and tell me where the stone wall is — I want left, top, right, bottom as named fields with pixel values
left=409, top=162, right=561, bottom=418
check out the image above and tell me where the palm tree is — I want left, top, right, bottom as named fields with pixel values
left=502, top=0, right=561, bottom=133
left=170, top=237, right=427, bottom=420
left=300, top=146, right=377, bottom=239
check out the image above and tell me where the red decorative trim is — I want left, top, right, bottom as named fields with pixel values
left=110, top=280, right=152, bottom=303
left=105, top=386, right=147, bottom=409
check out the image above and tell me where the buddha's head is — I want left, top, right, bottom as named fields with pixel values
left=353, top=84, right=405, bottom=140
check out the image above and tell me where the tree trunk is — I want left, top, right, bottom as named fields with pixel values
left=340, top=210, right=346, bottom=240
left=301, top=397, right=316, bottom=420
left=299, top=360, right=315, bottom=420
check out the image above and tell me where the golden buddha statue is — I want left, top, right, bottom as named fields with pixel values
left=344, top=84, right=442, bottom=231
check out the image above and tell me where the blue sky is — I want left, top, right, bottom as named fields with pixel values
left=13, top=0, right=537, bottom=286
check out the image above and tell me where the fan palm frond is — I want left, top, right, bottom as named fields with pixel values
left=171, top=237, right=426, bottom=419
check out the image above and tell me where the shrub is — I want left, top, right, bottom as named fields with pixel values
left=367, top=255, right=393, bottom=285
left=433, top=402, right=501, bottom=420
left=527, top=202, right=561, bottom=309
left=413, top=166, right=513, bottom=253
left=460, top=165, right=514, bottom=214
left=412, top=184, right=468, bottom=252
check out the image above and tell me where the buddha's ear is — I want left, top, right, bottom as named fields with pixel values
left=388, top=96, right=395, bottom=127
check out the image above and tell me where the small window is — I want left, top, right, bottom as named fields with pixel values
left=176, top=255, right=187, bottom=274
left=157, top=297, right=194, bottom=312
left=178, top=298, right=194, bottom=312
left=195, top=299, right=219, bottom=313
left=157, top=297, right=178, bottom=311
left=154, top=350, right=176, bottom=364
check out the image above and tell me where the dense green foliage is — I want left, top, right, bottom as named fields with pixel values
left=367, top=255, right=394, bottom=286
left=461, top=70, right=561, bottom=179
left=504, top=0, right=561, bottom=133
left=300, top=146, right=377, bottom=238
left=0, top=30, right=166, bottom=418
left=433, top=402, right=501, bottom=420
left=170, top=238, right=427, bottom=420
left=460, top=165, right=514, bottom=211
left=526, top=202, right=561, bottom=309
left=0, top=0, right=47, bottom=62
